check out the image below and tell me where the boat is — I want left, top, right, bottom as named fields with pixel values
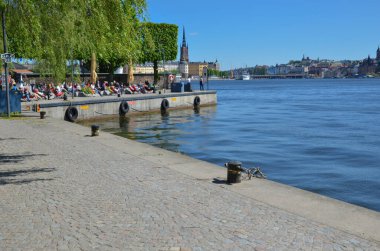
left=242, top=73, right=250, bottom=80
left=236, top=72, right=250, bottom=80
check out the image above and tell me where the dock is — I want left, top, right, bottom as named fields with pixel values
left=23, top=91, right=217, bottom=121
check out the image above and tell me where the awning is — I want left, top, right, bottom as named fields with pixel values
left=10, top=69, right=33, bottom=74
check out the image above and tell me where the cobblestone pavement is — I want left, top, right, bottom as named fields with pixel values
left=0, top=117, right=379, bottom=250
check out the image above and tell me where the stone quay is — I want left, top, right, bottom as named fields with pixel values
left=0, top=114, right=379, bottom=250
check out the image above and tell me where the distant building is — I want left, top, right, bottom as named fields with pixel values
left=179, top=27, right=189, bottom=78
left=357, top=46, right=380, bottom=75
left=267, top=64, right=290, bottom=75
left=188, top=60, right=220, bottom=77
left=188, top=62, right=208, bottom=77
left=208, top=59, right=220, bottom=71
left=358, top=55, right=376, bottom=75
left=125, top=61, right=179, bottom=74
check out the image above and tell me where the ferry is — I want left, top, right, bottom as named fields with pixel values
left=236, top=72, right=250, bottom=80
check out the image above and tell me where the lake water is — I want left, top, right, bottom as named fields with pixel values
left=80, top=79, right=380, bottom=212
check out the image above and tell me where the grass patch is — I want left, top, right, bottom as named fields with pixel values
left=0, top=112, right=27, bottom=120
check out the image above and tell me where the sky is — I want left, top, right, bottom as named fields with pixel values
left=146, top=0, right=380, bottom=70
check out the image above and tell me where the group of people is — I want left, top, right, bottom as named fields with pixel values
left=2, top=76, right=205, bottom=102
left=4, top=79, right=157, bottom=102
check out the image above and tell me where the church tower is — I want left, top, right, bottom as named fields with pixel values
left=376, top=46, right=380, bottom=61
left=179, top=27, right=189, bottom=78
left=180, top=27, right=189, bottom=63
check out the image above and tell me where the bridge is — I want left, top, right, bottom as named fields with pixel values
left=250, top=74, right=305, bottom=79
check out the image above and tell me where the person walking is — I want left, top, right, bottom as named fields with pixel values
left=199, top=77, right=204, bottom=91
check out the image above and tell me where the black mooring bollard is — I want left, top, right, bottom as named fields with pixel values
left=91, top=125, right=100, bottom=136
left=40, top=111, right=46, bottom=119
left=225, top=161, right=243, bottom=184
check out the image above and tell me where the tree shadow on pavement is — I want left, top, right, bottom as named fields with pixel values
left=0, top=138, right=25, bottom=141
left=0, top=178, right=54, bottom=185
left=0, top=153, right=48, bottom=165
left=0, top=167, right=55, bottom=186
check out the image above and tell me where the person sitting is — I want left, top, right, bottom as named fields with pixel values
left=22, top=86, right=31, bottom=102
left=144, top=80, right=155, bottom=93
left=109, top=83, right=118, bottom=94
left=33, top=88, right=46, bottom=99
left=128, top=83, right=138, bottom=94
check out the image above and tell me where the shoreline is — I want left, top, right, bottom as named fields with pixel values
left=207, top=77, right=380, bottom=81
left=78, top=117, right=380, bottom=241
left=1, top=115, right=379, bottom=249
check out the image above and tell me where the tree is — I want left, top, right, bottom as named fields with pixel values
left=253, top=66, right=266, bottom=75
left=1, top=0, right=147, bottom=81
left=141, top=22, right=178, bottom=85
left=94, top=0, right=147, bottom=80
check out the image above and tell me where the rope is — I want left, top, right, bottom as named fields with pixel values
left=94, top=111, right=114, bottom=115
left=130, top=107, right=144, bottom=112
left=241, top=167, right=267, bottom=180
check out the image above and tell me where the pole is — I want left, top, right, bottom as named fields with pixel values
left=71, top=49, right=74, bottom=99
left=207, top=69, right=209, bottom=90
left=71, top=59, right=74, bottom=99
left=2, top=9, right=10, bottom=117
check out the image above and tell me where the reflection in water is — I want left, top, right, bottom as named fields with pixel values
left=81, top=106, right=217, bottom=153
left=119, top=117, right=129, bottom=129
left=161, top=110, right=170, bottom=117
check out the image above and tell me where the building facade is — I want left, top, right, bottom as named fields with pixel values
left=124, top=61, right=179, bottom=75
left=188, top=60, right=220, bottom=77
left=188, top=62, right=208, bottom=77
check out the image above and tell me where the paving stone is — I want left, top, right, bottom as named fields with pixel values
left=0, top=118, right=379, bottom=250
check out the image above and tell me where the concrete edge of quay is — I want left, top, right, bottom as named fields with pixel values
left=37, top=115, right=380, bottom=243
left=22, top=91, right=217, bottom=121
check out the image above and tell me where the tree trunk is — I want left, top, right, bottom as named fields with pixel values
left=153, top=60, right=158, bottom=85
left=128, top=59, right=134, bottom=84
left=108, top=62, right=114, bottom=82
left=90, top=52, right=97, bottom=83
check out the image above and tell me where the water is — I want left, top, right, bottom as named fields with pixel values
left=80, top=79, right=380, bottom=212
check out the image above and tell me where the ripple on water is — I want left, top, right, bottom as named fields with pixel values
left=78, top=79, right=380, bottom=212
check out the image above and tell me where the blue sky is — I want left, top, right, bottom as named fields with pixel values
left=146, top=0, right=380, bottom=70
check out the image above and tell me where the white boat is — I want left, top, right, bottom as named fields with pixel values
left=241, top=73, right=250, bottom=80
left=236, top=72, right=250, bottom=80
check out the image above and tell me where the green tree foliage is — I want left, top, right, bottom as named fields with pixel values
left=253, top=66, right=266, bottom=75
left=141, top=22, right=178, bottom=84
left=1, top=0, right=146, bottom=81
left=207, top=69, right=229, bottom=78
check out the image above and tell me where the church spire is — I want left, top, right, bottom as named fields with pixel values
left=179, top=26, right=189, bottom=64
left=182, top=26, right=187, bottom=47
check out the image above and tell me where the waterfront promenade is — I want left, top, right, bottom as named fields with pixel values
left=1, top=116, right=379, bottom=250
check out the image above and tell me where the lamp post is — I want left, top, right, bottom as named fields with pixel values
left=2, top=8, right=10, bottom=117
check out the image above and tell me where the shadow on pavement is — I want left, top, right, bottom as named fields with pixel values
left=0, top=138, right=25, bottom=141
left=0, top=167, right=55, bottom=186
left=0, top=178, right=54, bottom=185
left=0, top=153, right=47, bottom=165
left=212, top=178, right=229, bottom=185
